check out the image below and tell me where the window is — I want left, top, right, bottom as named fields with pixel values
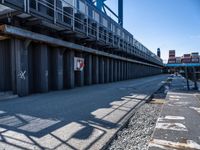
left=117, top=28, right=120, bottom=36
left=92, top=11, right=99, bottom=23
left=112, top=24, right=115, bottom=33
left=79, top=0, right=87, bottom=14
left=102, top=17, right=108, bottom=27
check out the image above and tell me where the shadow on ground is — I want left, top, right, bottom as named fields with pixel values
left=0, top=75, right=166, bottom=150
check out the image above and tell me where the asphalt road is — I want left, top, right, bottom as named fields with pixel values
left=149, top=76, right=200, bottom=150
left=0, top=75, right=167, bottom=150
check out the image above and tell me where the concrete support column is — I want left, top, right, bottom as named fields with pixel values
left=127, top=62, right=129, bottom=79
left=84, top=53, right=92, bottom=85
left=75, top=53, right=84, bottom=87
left=14, top=39, right=30, bottom=96
left=64, top=49, right=75, bottom=89
left=116, top=60, right=119, bottom=81
left=132, top=63, right=134, bottom=79
left=124, top=61, right=127, bottom=80
left=36, top=44, right=49, bottom=93
left=104, top=57, right=110, bottom=83
left=99, top=56, right=105, bottom=84
left=129, top=62, right=132, bottom=79
left=92, top=55, right=99, bottom=84
left=130, top=63, right=133, bottom=78
left=0, top=40, right=11, bottom=92
left=118, top=60, right=121, bottom=80
left=121, top=61, right=124, bottom=80
left=114, top=59, right=118, bottom=81
left=51, top=48, right=63, bottom=90
left=135, top=64, right=138, bottom=78
left=109, top=58, right=114, bottom=82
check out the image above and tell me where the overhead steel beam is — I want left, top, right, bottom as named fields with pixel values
left=118, top=0, right=123, bottom=26
left=96, top=0, right=105, bottom=11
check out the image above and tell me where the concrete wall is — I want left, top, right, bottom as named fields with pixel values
left=0, top=39, right=162, bottom=96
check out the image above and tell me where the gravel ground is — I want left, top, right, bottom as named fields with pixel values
left=197, top=94, right=200, bottom=101
left=107, top=103, right=162, bottom=150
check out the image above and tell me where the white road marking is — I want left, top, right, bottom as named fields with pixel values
left=164, top=116, right=185, bottom=120
left=190, top=107, right=200, bottom=114
left=156, top=123, right=188, bottom=131
left=169, top=95, right=181, bottom=99
left=169, top=98, right=179, bottom=101
left=158, top=116, right=185, bottom=122
left=174, top=102, right=189, bottom=105
left=149, top=139, right=200, bottom=150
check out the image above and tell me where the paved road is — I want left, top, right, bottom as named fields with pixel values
left=149, top=76, right=200, bottom=150
left=0, top=75, right=167, bottom=150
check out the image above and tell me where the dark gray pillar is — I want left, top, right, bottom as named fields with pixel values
left=75, top=53, right=84, bottom=87
left=116, top=60, right=119, bottom=81
left=128, top=62, right=131, bottom=79
left=127, top=62, right=129, bottom=79
left=15, top=39, right=30, bottom=96
left=125, top=61, right=127, bottom=80
left=99, top=56, right=105, bottom=84
left=114, top=59, right=118, bottom=81
left=51, top=48, right=63, bottom=90
left=121, top=61, right=124, bottom=80
left=36, top=44, right=49, bottom=93
left=0, top=39, right=11, bottom=92
left=10, top=39, right=16, bottom=94
left=64, top=49, right=75, bottom=89
left=104, top=57, right=110, bottom=83
left=109, top=59, right=114, bottom=82
left=130, top=63, right=132, bottom=78
left=118, top=61, right=121, bottom=81
left=92, top=55, right=99, bottom=84
left=84, top=53, right=92, bottom=85
left=124, top=61, right=127, bottom=80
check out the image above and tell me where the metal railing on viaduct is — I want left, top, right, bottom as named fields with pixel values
left=0, top=0, right=163, bottom=96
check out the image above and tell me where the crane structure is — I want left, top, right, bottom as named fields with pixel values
left=87, top=0, right=123, bottom=27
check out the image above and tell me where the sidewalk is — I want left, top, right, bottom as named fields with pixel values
left=149, top=76, right=200, bottom=150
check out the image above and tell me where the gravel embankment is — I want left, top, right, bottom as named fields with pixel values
left=108, top=103, right=162, bottom=150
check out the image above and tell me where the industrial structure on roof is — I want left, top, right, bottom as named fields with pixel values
left=0, top=0, right=163, bottom=97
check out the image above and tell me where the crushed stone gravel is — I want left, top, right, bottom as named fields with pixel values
left=107, top=103, right=162, bottom=150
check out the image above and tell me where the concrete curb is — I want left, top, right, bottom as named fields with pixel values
left=0, top=94, right=18, bottom=101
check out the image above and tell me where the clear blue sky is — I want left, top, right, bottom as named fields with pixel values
left=105, top=0, right=200, bottom=61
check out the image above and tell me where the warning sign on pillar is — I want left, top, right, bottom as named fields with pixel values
left=74, top=57, right=85, bottom=71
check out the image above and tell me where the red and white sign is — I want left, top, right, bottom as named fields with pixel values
left=74, top=57, right=84, bottom=71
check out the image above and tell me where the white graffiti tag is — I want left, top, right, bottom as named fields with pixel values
left=18, top=71, right=26, bottom=80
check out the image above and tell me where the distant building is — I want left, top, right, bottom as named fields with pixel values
left=167, top=50, right=200, bottom=64
left=191, top=52, right=199, bottom=63
left=168, top=50, right=176, bottom=64
left=169, top=50, right=176, bottom=58
left=157, top=48, right=161, bottom=58
left=182, top=54, right=191, bottom=63
left=176, top=57, right=181, bottom=64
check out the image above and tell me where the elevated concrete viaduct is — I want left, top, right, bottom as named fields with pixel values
left=0, top=0, right=163, bottom=97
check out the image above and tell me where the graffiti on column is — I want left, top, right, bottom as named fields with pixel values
left=18, top=70, right=26, bottom=80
